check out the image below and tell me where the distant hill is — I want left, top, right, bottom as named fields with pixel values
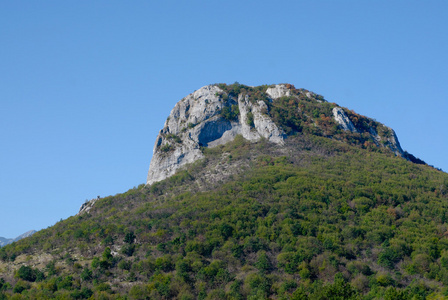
left=0, top=83, right=447, bottom=299
left=0, top=230, right=36, bottom=247
left=0, top=237, right=11, bottom=248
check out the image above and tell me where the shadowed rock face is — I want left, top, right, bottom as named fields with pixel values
left=146, top=85, right=289, bottom=185
left=198, top=119, right=233, bottom=147
left=146, top=84, right=406, bottom=185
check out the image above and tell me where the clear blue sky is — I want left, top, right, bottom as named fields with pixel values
left=1, top=1, right=447, bottom=238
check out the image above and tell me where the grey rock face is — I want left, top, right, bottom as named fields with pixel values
left=78, top=198, right=99, bottom=215
left=146, top=85, right=285, bottom=185
left=332, top=107, right=405, bottom=158
left=147, top=83, right=409, bottom=185
left=238, top=94, right=285, bottom=144
left=266, top=85, right=292, bottom=99
left=379, top=127, right=405, bottom=157
left=332, top=107, right=358, bottom=133
left=367, top=125, right=405, bottom=157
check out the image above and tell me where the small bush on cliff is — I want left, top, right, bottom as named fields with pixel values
left=160, top=144, right=173, bottom=152
left=246, top=111, right=255, bottom=127
left=221, top=104, right=239, bottom=121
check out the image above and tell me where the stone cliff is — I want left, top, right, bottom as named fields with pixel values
left=147, top=83, right=407, bottom=185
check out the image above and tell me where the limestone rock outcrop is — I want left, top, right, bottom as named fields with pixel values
left=332, top=107, right=404, bottom=157
left=146, top=83, right=409, bottom=185
left=147, top=85, right=286, bottom=185
left=332, top=107, right=358, bottom=133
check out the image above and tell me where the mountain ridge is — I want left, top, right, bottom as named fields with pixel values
left=0, top=230, right=36, bottom=247
left=1, top=83, right=447, bottom=299
left=147, top=83, right=419, bottom=186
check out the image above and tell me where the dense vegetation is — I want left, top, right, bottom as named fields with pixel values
left=0, top=84, right=446, bottom=299
left=215, top=83, right=406, bottom=158
left=1, top=133, right=447, bottom=299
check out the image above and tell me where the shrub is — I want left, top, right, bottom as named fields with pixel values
left=12, top=280, right=29, bottom=294
left=81, top=267, right=93, bottom=281
left=246, top=111, right=255, bottom=127
left=16, top=265, right=42, bottom=282
left=71, top=287, right=93, bottom=299
left=161, top=144, right=173, bottom=152
left=256, top=251, right=271, bottom=273
left=221, top=105, right=239, bottom=121
left=155, top=255, right=174, bottom=272
left=378, top=247, right=400, bottom=269
left=124, top=231, right=136, bottom=244
left=118, top=260, right=132, bottom=271
left=121, top=244, right=136, bottom=256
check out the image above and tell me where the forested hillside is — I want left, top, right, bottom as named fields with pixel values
left=1, top=133, right=448, bottom=299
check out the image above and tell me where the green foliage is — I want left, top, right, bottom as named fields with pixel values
left=291, top=286, right=307, bottom=300
left=70, top=287, right=93, bottom=299
left=160, top=143, right=173, bottom=152
left=166, top=133, right=182, bottom=143
left=155, top=255, right=174, bottom=272
left=124, top=231, right=136, bottom=244
left=246, top=111, right=255, bottom=127
left=318, top=273, right=359, bottom=299
left=12, top=280, right=30, bottom=294
left=15, top=265, right=44, bottom=282
left=57, top=275, right=74, bottom=290
left=221, top=104, right=240, bottom=121
left=80, top=267, right=93, bottom=282
left=378, top=247, right=401, bottom=269
left=1, top=132, right=447, bottom=298
left=121, top=243, right=136, bottom=256
left=102, top=247, right=112, bottom=261
left=264, top=92, right=337, bottom=137
left=384, top=287, right=408, bottom=300
left=255, top=251, right=271, bottom=273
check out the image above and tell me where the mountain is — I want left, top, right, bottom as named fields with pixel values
left=1, top=83, right=447, bottom=299
left=0, top=238, right=10, bottom=248
left=147, top=83, right=410, bottom=185
left=0, top=230, right=36, bottom=247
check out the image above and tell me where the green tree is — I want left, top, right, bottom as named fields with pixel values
left=16, top=265, right=38, bottom=282
left=124, top=231, right=136, bottom=244
left=321, top=273, right=359, bottom=299
left=384, top=287, right=408, bottom=300
left=81, top=267, right=93, bottom=281
left=256, top=251, right=271, bottom=273
left=13, top=280, right=30, bottom=294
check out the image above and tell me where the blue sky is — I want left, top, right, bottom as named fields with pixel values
left=1, top=1, right=447, bottom=238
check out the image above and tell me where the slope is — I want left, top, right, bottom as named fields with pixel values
left=1, top=132, right=448, bottom=299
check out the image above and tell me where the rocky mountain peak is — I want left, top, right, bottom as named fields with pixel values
left=147, top=83, right=409, bottom=185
